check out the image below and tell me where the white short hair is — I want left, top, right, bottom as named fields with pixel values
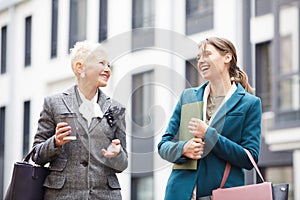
left=69, top=40, right=106, bottom=73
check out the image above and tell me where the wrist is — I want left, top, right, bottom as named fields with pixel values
left=182, top=142, right=188, bottom=156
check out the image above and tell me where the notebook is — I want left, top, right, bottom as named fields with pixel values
left=173, top=101, right=203, bottom=170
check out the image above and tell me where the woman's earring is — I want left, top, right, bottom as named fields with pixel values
left=230, top=77, right=235, bottom=81
left=80, top=72, right=85, bottom=78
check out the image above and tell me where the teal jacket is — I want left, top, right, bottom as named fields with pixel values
left=158, top=82, right=262, bottom=199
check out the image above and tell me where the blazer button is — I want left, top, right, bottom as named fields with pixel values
left=80, top=161, right=88, bottom=167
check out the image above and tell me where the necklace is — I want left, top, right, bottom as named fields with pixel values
left=206, top=95, right=225, bottom=124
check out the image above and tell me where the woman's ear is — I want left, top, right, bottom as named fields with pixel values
left=75, top=61, right=83, bottom=73
left=73, top=61, right=84, bottom=78
left=224, top=53, right=232, bottom=64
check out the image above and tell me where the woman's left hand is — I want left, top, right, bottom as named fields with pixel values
left=188, top=118, right=208, bottom=138
left=102, top=139, right=121, bottom=158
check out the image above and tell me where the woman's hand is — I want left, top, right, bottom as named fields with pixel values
left=102, top=139, right=121, bottom=158
left=55, top=122, right=72, bottom=146
left=182, top=138, right=205, bottom=160
left=188, top=117, right=208, bottom=138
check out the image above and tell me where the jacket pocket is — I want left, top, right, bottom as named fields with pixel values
left=227, top=111, right=243, bottom=116
left=107, top=175, right=121, bottom=190
left=49, top=158, right=67, bottom=172
left=43, top=173, right=66, bottom=189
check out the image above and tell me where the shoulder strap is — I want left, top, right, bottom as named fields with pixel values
left=219, top=149, right=265, bottom=188
left=220, top=162, right=231, bottom=188
left=244, top=148, right=265, bottom=182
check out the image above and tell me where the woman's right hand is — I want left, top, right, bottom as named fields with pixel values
left=182, top=138, right=205, bottom=160
left=55, top=122, right=72, bottom=147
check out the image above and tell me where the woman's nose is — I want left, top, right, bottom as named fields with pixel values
left=197, top=54, right=208, bottom=64
left=197, top=57, right=203, bottom=64
left=104, top=65, right=111, bottom=71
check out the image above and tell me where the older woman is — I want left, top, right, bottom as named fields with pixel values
left=158, top=37, right=262, bottom=199
left=32, top=41, right=128, bottom=199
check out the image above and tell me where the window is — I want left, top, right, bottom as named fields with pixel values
left=255, top=42, right=272, bottom=112
left=131, top=176, right=153, bottom=200
left=186, top=0, right=213, bottom=35
left=51, top=0, right=58, bottom=58
left=25, top=16, right=32, bottom=67
left=23, top=101, right=30, bottom=157
left=255, top=0, right=272, bottom=16
left=0, top=106, right=5, bottom=198
left=1, top=26, right=7, bottom=74
left=274, top=3, right=300, bottom=128
left=131, top=0, right=154, bottom=49
left=99, top=0, right=107, bottom=42
left=132, top=0, right=154, bottom=29
left=185, top=59, right=203, bottom=88
left=69, top=0, right=87, bottom=50
left=131, top=71, right=154, bottom=199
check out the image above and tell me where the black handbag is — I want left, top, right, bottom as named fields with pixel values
left=4, top=147, right=50, bottom=200
left=273, top=183, right=289, bottom=200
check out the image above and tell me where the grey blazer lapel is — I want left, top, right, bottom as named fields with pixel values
left=62, top=86, right=89, bottom=134
left=61, top=86, right=79, bottom=113
left=88, top=89, right=112, bottom=132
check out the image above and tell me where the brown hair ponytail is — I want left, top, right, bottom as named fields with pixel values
left=230, top=66, right=254, bottom=94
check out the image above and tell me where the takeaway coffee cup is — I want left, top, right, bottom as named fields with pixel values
left=58, top=113, right=77, bottom=140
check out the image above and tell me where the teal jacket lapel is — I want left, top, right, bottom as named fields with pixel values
left=209, top=84, right=245, bottom=129
left=194, top=82, right=245, bottom=130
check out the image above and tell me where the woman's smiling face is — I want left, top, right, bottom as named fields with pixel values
left=83, top=49, right=111, bottom=88
left=197, top=44, right=228, bottom=81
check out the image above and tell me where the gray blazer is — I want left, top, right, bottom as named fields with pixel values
left=32, top=86, right=128, bottom=200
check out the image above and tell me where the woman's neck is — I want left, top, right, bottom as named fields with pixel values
left=209, top=79, right=232, bottom=97
left=78, top=84, right=97, bottom=100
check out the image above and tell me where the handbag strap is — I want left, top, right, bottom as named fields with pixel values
left=219, top=149, right=265, bottom=188
left=244, top=149, right=265, bottom=182
left=220, top=162, right=231, bottom=188
left=23, top=147, right=36, bottom=163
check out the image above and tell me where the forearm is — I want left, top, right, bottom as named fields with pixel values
left=33, top=135, right=64, bottom=165
left=158, top=140, right=188, bottom=163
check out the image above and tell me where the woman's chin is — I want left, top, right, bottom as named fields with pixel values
left=98, top=82, right=108, bottom=87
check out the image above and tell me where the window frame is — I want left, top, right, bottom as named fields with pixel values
left=131, top=0, right=155, bottom=49
left=1, top=25, right=7, bottom=74
left=0, top=106, right=5, bottom=198
left=130, top=70, right=154, bottom=199
left=185, top=0, right=214, bottom=35
left=255, top=0, right=272, bottom=16
left=51, top=0, right=59, bottom=58
left=255, top=41, right=272, bottom=112
left=98, top=0, right=108, bottom=42
left=185, top=59, right=203, bottom=88
left=68, top=0, right=87, bottom=50
left=272, top=0, right=300, bottom=129
left=23, top=101, right=30, bottom=157
left=25, top=16, right=32, bottom=67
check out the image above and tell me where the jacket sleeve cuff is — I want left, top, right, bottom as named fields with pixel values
left=105, top=147, right=128, bottom=172
left=202, top=126, right=219, bottom=157
left=159, top=141, right=188, bottom=163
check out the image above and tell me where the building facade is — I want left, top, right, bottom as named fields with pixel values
left=0, top=0, right=299, bottom=199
